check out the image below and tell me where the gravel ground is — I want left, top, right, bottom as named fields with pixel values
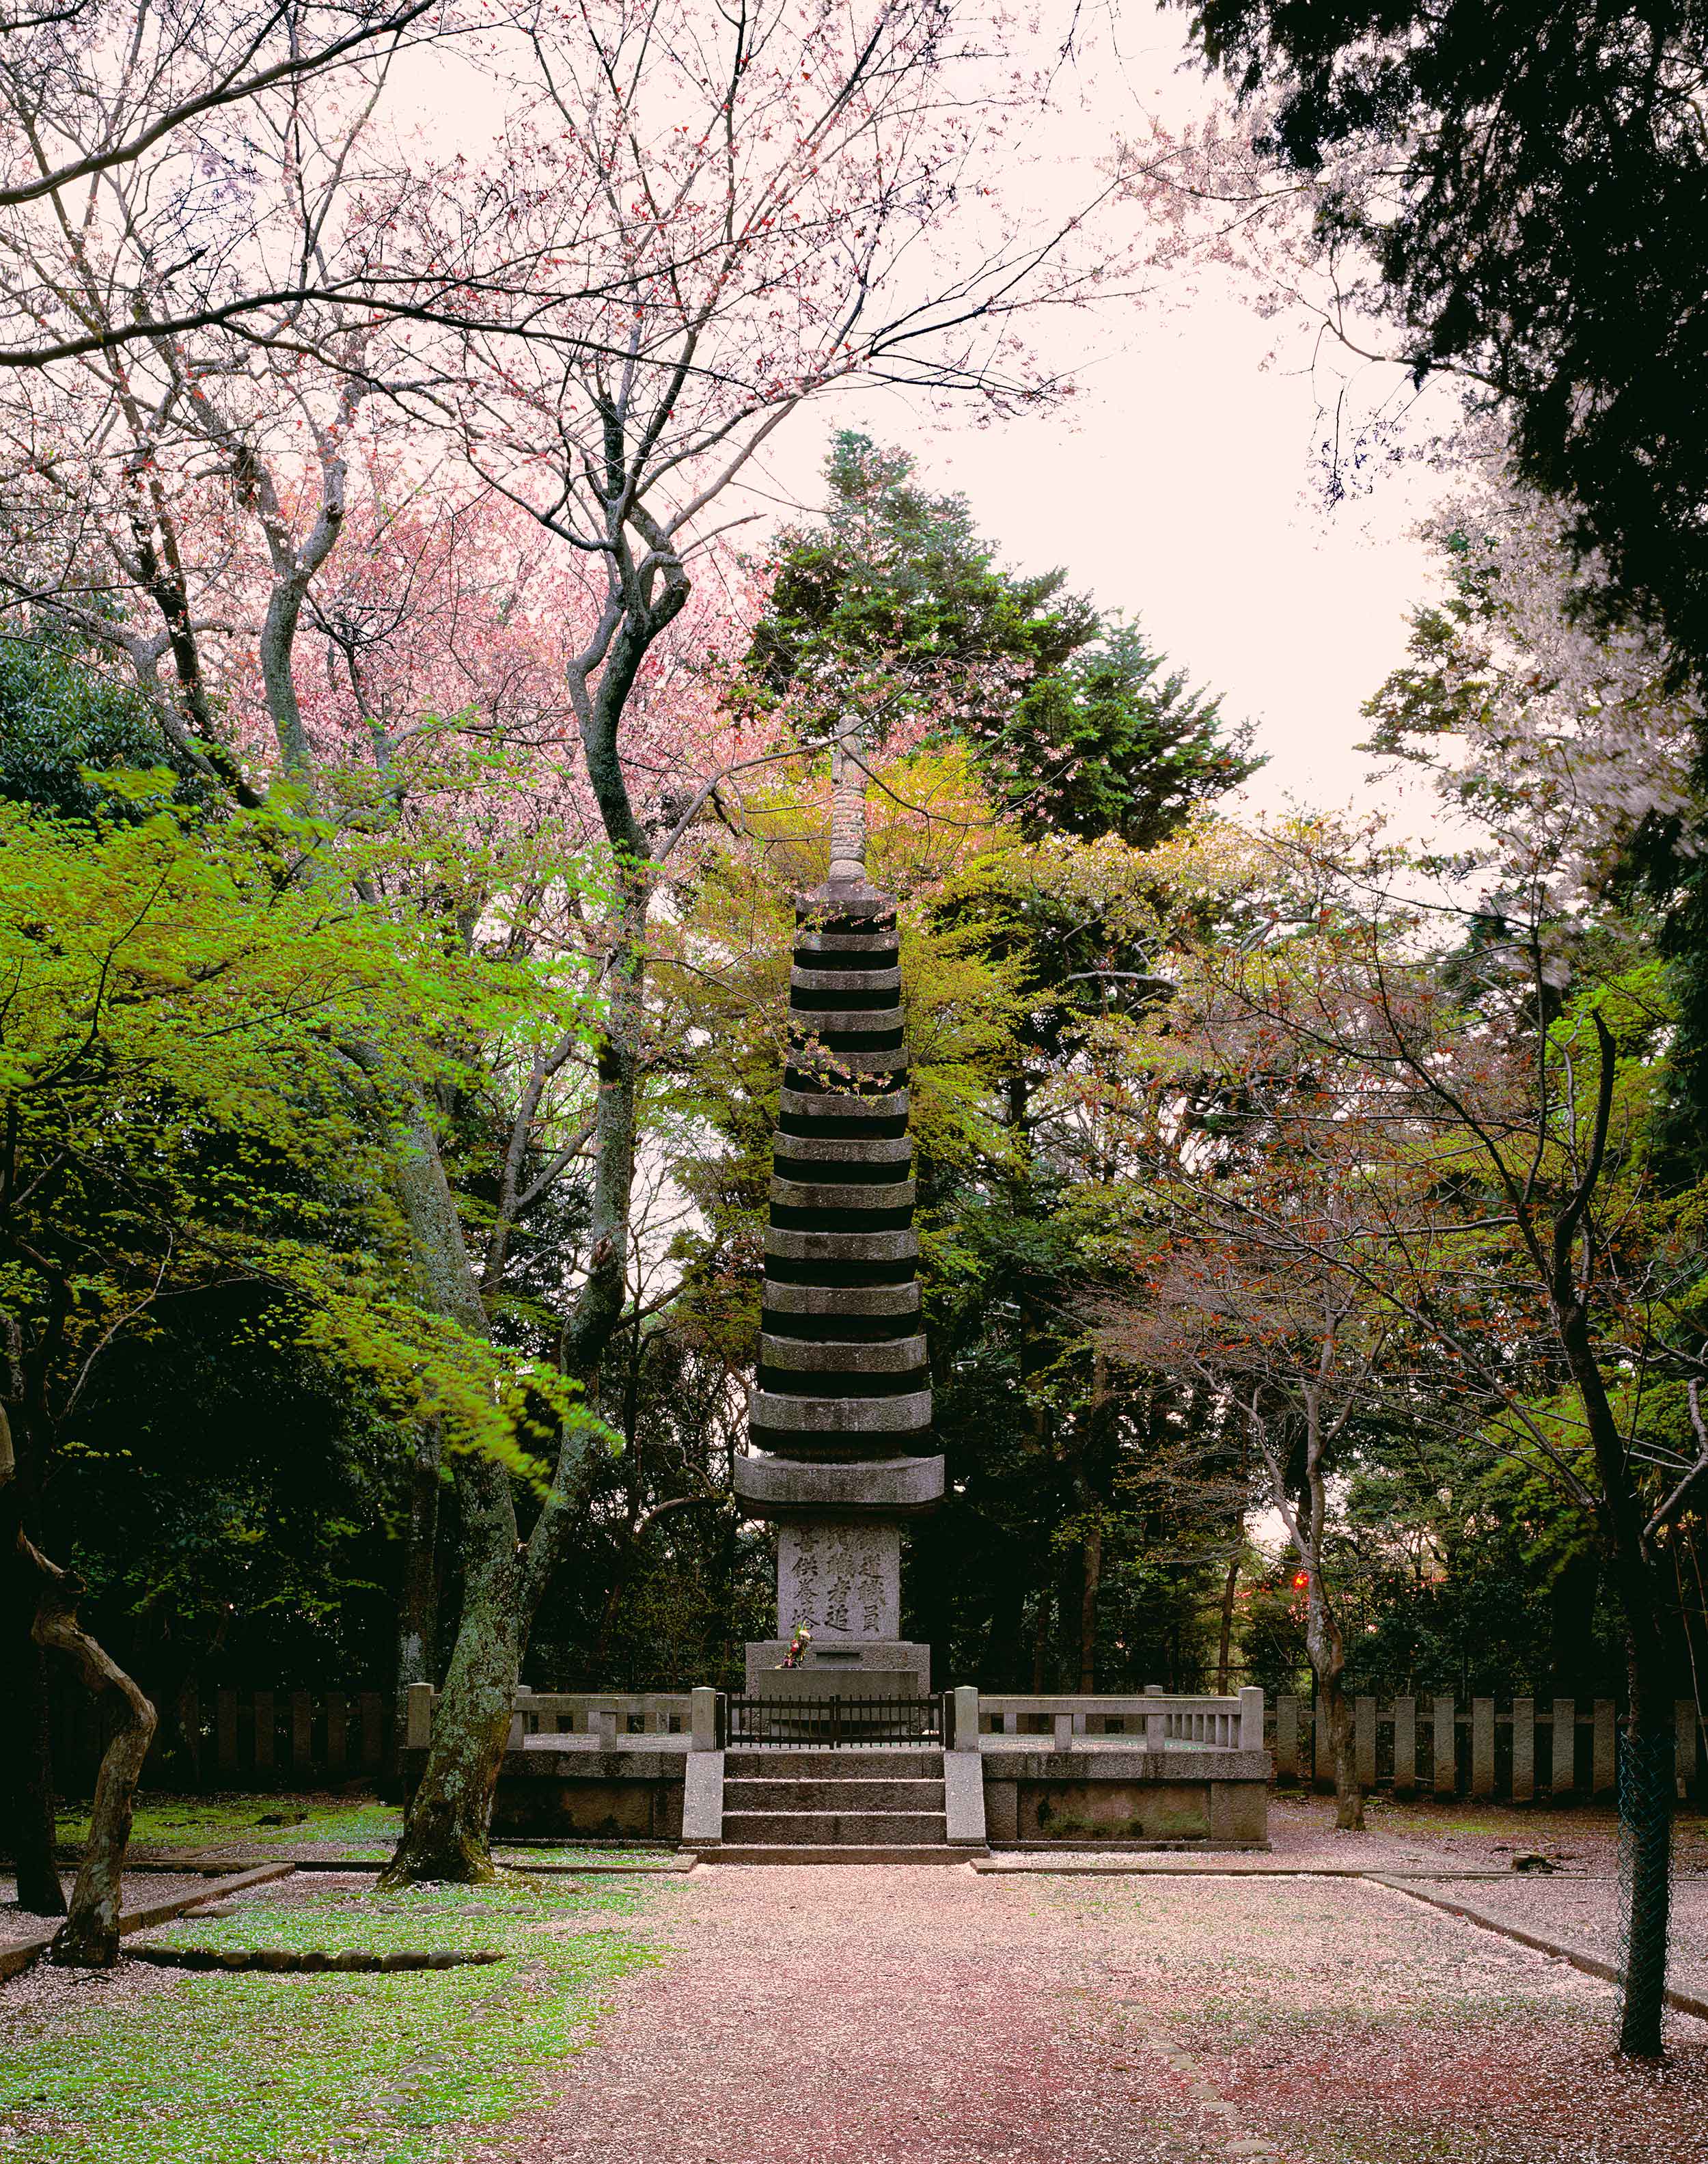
left=469, top=1863, right=1708, bottom=2164
left=10, top=1848, right=1708, bottom=2161
left=1400, top=1873, right=1708, bottom=2003
left=1126, top=1873, right=1708, bottom=2163
left=475, top=1863, right=1257, bottom=2164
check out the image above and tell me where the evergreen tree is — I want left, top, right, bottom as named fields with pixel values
left=743, top=432, right=1255, bottom=845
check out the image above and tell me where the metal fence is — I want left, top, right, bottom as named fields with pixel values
left=722, top=1692, right=948, bottom=1749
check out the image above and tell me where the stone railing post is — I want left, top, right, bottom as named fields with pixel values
left=592, top=1706, right=618, bottom=1752
left=1052, top=1711, right=1074, bottom=1751
left=404, top=1682, right=433, bottom=1751
left=1239, top=1687, right=1265, bottom=1753
left=690, top=1686, right=719, bottom=1752
left=953, top=1685, right=980, bottom=1749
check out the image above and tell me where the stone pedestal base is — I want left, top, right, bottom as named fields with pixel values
left=777, top=1520, right=900, bottom=1642
left=744, top=1639, right=931, bottom=1693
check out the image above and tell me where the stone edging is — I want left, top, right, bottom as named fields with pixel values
left=969, top=1859, right=1561, bottom=1880
left=123, top=1945, right=504, bottom=1973
left=1, top=1863, right=296, bottom=1982
left=79, top=1852, right=693, bottom=1877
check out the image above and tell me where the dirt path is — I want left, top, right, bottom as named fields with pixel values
left=483, top=1862, right=1708, bottom=2164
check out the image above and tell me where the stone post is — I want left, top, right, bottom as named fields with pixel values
left=1239, top=1687, right=1265, bottom=1754
left=953, top=1685, right=980, bottom=1750
left=690, top=1687, right=719, bottom=1753
left=404, top=1682, right=433, bottom=1752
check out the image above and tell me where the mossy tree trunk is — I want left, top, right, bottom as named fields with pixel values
left=382, top=471, right=687, bottom=1889
left=3, top=1408, right=154, bottom=1964
left=33, top=1545, right=157, bottom=1967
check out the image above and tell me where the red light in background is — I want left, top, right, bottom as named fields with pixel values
left=1291, top=1571, right=1310, bottom=1590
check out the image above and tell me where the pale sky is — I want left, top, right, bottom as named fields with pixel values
left=738, top=10, right=1457, bottom=825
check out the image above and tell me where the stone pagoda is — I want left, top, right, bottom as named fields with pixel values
left=734, top=736, right=943, bottom=1690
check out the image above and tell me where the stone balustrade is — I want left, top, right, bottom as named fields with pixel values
left=976, top=1689, right=1265, bottom=1753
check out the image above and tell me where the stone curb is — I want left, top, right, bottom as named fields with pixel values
left=202, top=1854, right=691, bottom=1876
left=1, top=1861, right=295, bottom=1982
left=968, top=1859, right=1600, bottom=1879
left=123, top=1944, right=506, bottom=1972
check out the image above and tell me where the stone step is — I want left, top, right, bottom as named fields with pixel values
left=724, top=1778, right=945, bottom=1811
left=703, top=1844, right=972, bottom=1866
left=724, top=1749, right=943, bottom=1778
left=720, top=1809, right=947, bottom=1846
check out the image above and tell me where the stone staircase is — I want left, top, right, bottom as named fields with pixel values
left=713, top=1746, right=961, bottom=1863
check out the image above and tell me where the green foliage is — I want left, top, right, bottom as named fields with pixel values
left=1181, top=0, right=1708, bottom=689
left=0, top=770, right=607, bottom=1475
left=742, top=433, right=1256, bottom=845
left=1181, top=0, right=1708, bottom=1153
left=0, top=625, right=205, bottom=819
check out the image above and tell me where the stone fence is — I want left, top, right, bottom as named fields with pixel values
left=1273, top=1693, right=1707, bottom=1803
left=976, top=1690, right=1264, bottom=1753
left=51, top=1673, right=1704, bottom=1811
left=404, top=1688, right=700, bottom=1751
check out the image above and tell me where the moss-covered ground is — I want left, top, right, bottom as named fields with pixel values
left=0, top=1872, right=665, bottom=2163
left=52, top=1793, right=670, bottom=1867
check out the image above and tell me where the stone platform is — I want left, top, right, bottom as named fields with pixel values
left=978, top=1741, right=1271, bottom=1848
left=400, top=1685, right=1273, bottom=1854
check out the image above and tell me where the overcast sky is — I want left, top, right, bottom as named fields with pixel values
left=737, top=8, right=1458, bottom=825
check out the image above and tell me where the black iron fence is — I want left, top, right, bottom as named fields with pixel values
left=721, top=1690, right=949, bottom=1749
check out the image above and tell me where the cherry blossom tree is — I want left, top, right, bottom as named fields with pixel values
left=0, top=0, right=1172, bottom=1887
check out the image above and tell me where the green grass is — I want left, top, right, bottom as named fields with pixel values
left=53, top=1794, right=677, bottom=1867
left=0, top=1874, right=665, bottom=2163
left=55, top=1794, right=404, bottom=1857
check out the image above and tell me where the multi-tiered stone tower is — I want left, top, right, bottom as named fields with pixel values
left=734, top=743, right=943, bottom=1690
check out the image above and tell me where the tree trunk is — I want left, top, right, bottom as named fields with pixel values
left=1030, top=1592, right=1051, bottom=1693
left=1, top=1408, right=68, bottom=1916
left=1554, top=1297, right=1674, bottom=2055
left=378, top=1451, right=521, bottom=1888
left=385, top=565, right=679, bottom=1881
left=1078, top=1520, right=1101, bottom=1694
left=376, top=1112, right=517, bottom=1887
left=1323, top=1675, right=1360, bottom=1832
left=1619, top=1681, right=1675, bottom=2060
left=983, top=1574, right=1026, bottom=1691
left=23, top=1541, right=156, bottom=1967
left=1216, top=1554, right=1239, bottom=1699
left=1302, top=1579, right=1362, bottom=1831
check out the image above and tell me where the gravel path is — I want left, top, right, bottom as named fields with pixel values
left=478, top=1863, right=1263, bottom=2164
left=1400, top=1873, right=1708, bottom=2003
left=478, top=1862, right=1708, bottom=2164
